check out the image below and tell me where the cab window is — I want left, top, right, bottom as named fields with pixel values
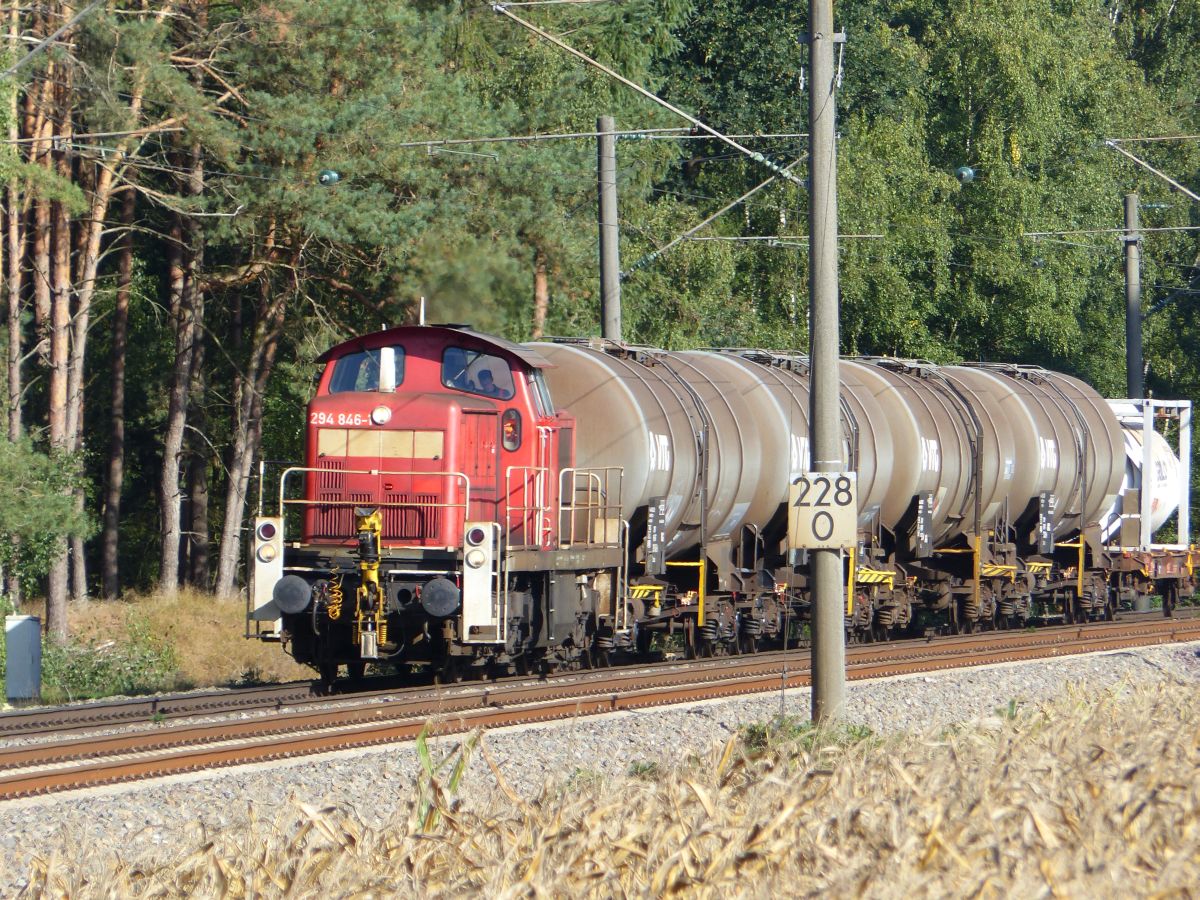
left=442, top=347, right=515, bottom=400
left=328, top=346, right=405, bottom=393
left=530, top=370, right=554, bottom=414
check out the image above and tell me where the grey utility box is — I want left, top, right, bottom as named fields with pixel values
left=5, top=615, right=41, bottom=704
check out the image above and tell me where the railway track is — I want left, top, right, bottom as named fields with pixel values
left=1, top=615, right=1198, bottom=802
left=3, top=607, right=1193, bottom=741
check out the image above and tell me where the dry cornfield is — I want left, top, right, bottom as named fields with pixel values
left=20, top=678, right=1200, bottom=898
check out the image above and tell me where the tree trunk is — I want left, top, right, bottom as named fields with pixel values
left=101, top=189, right=135, bottom=599
left=5, top=3, right=26, bottom=604
left=214, top=287, right=287, bottom=597
left=28, top=72, right=54, bottom=346
left=5, top=186, right=19, bottom=442
left=159, top=142, right=205, bottom=594
left=46, top=133, right=73, bottom=640
left=187, top=307, right=210, bottom=587
left=158, top=220, right=194, bottom=595
left=5, top=7, right=22, bottom=443
left=532, top=247, right=549, bottom=339
left=4, top=181, right=22, bottom=605
left=31, top=198, right=49, bottom=352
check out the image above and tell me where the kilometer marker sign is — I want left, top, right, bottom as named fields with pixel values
left=789, top=472, right=857, bottom=550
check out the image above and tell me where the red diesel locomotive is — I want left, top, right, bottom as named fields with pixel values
left=249, top=324, right=627, bottom=682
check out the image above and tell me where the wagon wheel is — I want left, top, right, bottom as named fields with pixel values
left=1074, top=593, right=1087, bottom=624
left=1061, top=593, right=1074, bottom=625
left=1103, top=589, right=1116, bottom=622
left=1163, top=583, right=1178, bottom=618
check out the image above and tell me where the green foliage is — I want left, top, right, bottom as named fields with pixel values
left=412, top=726, right=480, bottom=832
left=0, top=438, right=91, bottom=593
left=996, top=698, right=1021, bottom=720
left=659, top=0, right=1197, bottom=389
left=740, top=714, right=874, bottom=755
left=40, top=616, right=178, bottom=704
left=628, top=759, right=665, bottom=780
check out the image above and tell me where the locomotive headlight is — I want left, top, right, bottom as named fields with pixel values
left=370, top=405, right=392, bottom=425
left=257, top=544, right=278, bottom=563
left=465, top=549, right=487, bottom=569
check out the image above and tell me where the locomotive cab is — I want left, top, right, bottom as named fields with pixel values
left=302, top=326, right=564, bottom=548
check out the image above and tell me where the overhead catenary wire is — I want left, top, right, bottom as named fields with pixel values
left=0, top=0, right=105, bottom=79
left=1024, top=225, right=1200, bottom=237
left=0, top=127, right=185, bottom=145
left=391, top=128, right=808, bottom=149
left=1104, top=140, right=1200, bottom=203
left=687, top=234, right=883, bottom=243
left=1106, top=135, right=1200, bottom=144
left=491, top=4, right=806, bottom=187
left=622, top=155, right=808, bottom=277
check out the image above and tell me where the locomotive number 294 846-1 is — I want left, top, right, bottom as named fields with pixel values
left=309, top=411, right=368, bottom=426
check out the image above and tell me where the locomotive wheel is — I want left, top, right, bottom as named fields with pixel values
left=318, top=660, right=338, bottom=690
left=437, top=657, right=464, bottom=684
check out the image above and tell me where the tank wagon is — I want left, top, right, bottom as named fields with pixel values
left=247, top=324, right=1195, bottom=681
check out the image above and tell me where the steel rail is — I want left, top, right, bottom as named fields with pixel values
left=2, top=608, right=1195, bottom=739
left=1, top=617, right=1198, bottom=802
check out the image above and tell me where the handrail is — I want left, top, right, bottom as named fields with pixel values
left=277, top=466, right=470, bottom=544
left=504, top=465, right=552, bottom=550
left=559, top=466, right=624, bottom=547
left=615, top=518, right=631, bottom=632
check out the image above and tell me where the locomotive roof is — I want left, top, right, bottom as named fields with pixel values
left=316, top=324, right=555, bottom=369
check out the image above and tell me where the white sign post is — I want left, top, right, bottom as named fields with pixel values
left=789, top=472, right=857, bottom=550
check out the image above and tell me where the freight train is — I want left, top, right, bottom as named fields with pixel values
left=246, top=324, right=1195, bottom=682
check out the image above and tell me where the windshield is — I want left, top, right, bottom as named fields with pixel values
left=328, top=346, right=405, bottom=393
left=442, top=347, right=515, bottom=400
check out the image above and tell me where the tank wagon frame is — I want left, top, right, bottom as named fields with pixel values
left=247, top=325, right=1195, bottom=682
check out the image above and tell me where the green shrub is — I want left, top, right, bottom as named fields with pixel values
left=740, top=715, right=874, bottom=755
left=40, top=615, right=178, bottom=703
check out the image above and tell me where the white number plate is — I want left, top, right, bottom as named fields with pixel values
left=789, top=472, right=857, bottom=550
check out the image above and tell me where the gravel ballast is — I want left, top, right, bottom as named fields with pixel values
left=2, top=642, right=1199, bottom=893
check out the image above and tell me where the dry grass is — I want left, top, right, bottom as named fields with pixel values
left=21, top=590, right=312, bottom=689
left=21, top=678, right=1200, bottom=898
